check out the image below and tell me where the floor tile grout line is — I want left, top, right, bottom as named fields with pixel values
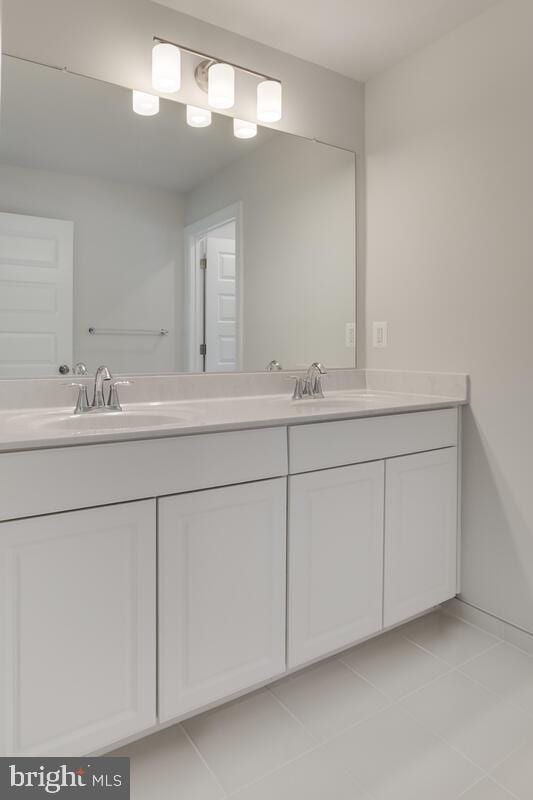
left=450, top=650, right=533, bottom=709
left=179, top=722, right=229, bottom=798
left=224, top=695, right=399, bottom=798
left=450, top=639, right=502, bottom=668
left=265, top=686, right=320, bottom=741
left=396, top=675, right=533, bottom=798
left=400, top=629, right=502, bottom=668
left=455, top=655, right=533, bottom=722
left=443, top=604, right=533, bottom=661
left=396, top=695, right=494, bottom=781
left=338, top=652, right=453, bottom=704
left=440, top=605, right=507, bottom=640
left=487, top=728, right=533, bottom=776
left=396, top=665, right=533, bottom=783
left=222, top=735, right=343, bottom=798
left=334, top=654, right=395, bottom=700
left=485, top=774, right=523, bottom=800
left=456, top=773, right=522, bottom=800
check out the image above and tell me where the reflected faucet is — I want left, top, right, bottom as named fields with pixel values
left=266, top=360, right=283, bottom=371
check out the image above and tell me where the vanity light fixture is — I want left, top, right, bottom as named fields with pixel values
left=152, top=36, right=283, bottom=125
left=233, top=119, right=257, bottom=139
left=132, top=90, right=160, bottom=116
left=207, top=62, right=235, bottom=110
left=186, top=105, right=212, bottom=127
left=257, top=80, right=282, bottom=123
left=152, top=42, right=181, bottom=93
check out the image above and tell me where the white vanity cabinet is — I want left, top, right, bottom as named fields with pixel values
left=288, top=462, right=385, bottom=668
left=287, top=409, right=459, bottom=667
left=383, top=447, right=458, bottom=627
left=158, top=479, right=287, bottom=720
left=0, top=406, right=462, bottom=756
left=0, top=501, right=156, bottom=757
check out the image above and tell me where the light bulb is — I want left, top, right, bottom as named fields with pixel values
left=186, top=105, right=212, bottom=127
left=233, top=118, right=257, bottom=139
left=208, top=63, right=235, bottom=109
left=132, top=90, right=160, bottom=116
left=152, top=42, right=181, bottom=93
left=257, top=80, right=282, bottom=122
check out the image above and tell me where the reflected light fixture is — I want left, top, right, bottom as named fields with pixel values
left=152, top=42, right=181, bottom=93
left=207, top=62, right=235, bottom=110
left=257, top=80, right=282, bottom=123
left=186, top=105, right=212, bottom=128
left=132, top=90, right=160, bottom=116
left=233, top=119, right=257, bottom=139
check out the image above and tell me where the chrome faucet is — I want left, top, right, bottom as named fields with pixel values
left=305, top=361, right=327, bottom=398
left=65, top=365, right=132, bottom=414
left=287, top=362, right=328, bottom=400
left=93, top=365, right=112, bottom=409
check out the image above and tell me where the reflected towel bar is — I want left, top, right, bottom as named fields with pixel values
left=88, top=327, right=169, bottom=336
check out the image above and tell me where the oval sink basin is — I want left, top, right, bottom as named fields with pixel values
left=40, top=411, right=186, bottom=432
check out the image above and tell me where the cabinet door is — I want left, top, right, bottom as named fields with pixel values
left=384, top=448, right=458, bottom=628
left=288, top=462, right=384, bottom=669
left=0, top=501, right=156, bottom=756
left=159, top=478, right=286, bottom=721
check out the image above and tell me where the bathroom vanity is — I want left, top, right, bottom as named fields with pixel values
left=0, top=41, right=466, bottom=760
left=0, top=383, right=464, bottom=757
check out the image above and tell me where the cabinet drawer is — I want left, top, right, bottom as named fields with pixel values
left=0, top=427, right=287, bottom=521
left=289, top=408, right=458, bottom=474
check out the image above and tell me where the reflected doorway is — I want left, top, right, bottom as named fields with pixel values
left=185, top=204, right=242, bottom=372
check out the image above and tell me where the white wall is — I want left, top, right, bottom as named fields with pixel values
left=0, top=164, right=183, bottom=373
left=185, top=135, right=355, bottom=371
left=365, top=0, right=533, bottom=632
left=2, top=0, right=364, bottom=153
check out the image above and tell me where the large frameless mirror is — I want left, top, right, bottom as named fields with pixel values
left=0, top=55, right=356, bottom=377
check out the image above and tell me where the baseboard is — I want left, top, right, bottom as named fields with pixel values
left=442, top=597, right=533, bottom=655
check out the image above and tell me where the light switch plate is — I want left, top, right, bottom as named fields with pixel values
left=372, top=321, right=388, bottom=348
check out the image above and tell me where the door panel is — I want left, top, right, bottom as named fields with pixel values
left=0, top=212, right=74, bottom=377
left=288, top=461, right=384, bottom=668
left=159, top=479, right=286, bottom=721
left=384, top=448, right=458, bottom=627
left=206, top=234, right=237, bottom=372
left=0, top=501, right=156, bottom=756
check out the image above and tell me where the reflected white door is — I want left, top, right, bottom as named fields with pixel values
left=0, top=212, right=73, bottom=377
left=205, top=235, right=237, bottom=372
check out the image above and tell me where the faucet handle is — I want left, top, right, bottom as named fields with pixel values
left=107, top=379, right=133, bottom=411
left=63, top=382, right=90, bottom=414
left=285, top=375, right=305, bottom=401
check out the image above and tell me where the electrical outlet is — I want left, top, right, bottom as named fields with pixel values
left=345, top=323, right=356, bottom=348
left=372, top=321, right=388, bottom=348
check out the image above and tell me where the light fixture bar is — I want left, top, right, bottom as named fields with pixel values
left=153, top=36, right=281, bottom=86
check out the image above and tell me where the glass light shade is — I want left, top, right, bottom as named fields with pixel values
left=132, top=90, right=160, bottom=116
left=233, top=119, right=257, bottom=139
left=257, top=80, right=282, bottom=122
left=208, top=63, right=235, bottom=109
left=186, top=105, right=212, bottom=127
left=152, top=42, right=181, bottom=93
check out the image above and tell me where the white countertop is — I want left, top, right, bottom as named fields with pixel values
left=0, top=389, right=466, bottom=453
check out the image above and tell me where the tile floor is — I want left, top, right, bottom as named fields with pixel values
left=113, top=610, right=533, bottom=799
